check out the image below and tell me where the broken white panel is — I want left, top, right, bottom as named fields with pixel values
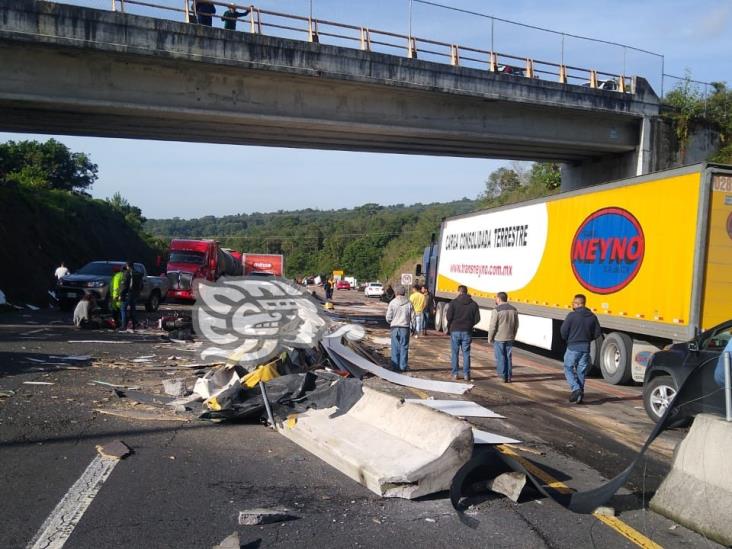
left=323, top=337, right=473, bottom=395
left=405, top=399, right=504, bottom=418
left=472, top=428, right=521, bottom=445
left=26, top=304, right=40, bottom=311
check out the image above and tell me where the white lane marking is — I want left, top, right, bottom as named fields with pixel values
left=27, top=456, right=119, bottom=549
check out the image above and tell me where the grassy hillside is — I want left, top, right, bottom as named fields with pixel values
left=0, top=186, right=164, bottom=304
left=145, top=199, right=478, bottom=281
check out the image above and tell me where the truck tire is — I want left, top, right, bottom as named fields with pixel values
left=599, top=332, right=633, bottom=385
left=588, top=334, right=604, bottom=376
left=434, top=302, right=444, bottom=332
left=145, top=290, right=161, bottom=312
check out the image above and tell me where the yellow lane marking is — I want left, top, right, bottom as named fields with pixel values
left=497, top=445, right=663, bottom=549
left=408, top=388, right=431, bottom=400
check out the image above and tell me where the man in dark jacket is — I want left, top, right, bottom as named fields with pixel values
left=446, top=285, right=481, bottom=382
left=194, top=0, right=216, bottom=26
left=560, top=294, right=602, bottom=404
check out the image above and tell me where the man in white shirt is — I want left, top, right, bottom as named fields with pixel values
left=54, top=262, right=70, bottom=280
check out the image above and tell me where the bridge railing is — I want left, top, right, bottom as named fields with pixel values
left=111, top=0, right=635, bottom=94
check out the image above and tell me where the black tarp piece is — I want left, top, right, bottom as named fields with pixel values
left=199, top=371, right=363, bottom=422
left=450, top=355, right=727, bottom=522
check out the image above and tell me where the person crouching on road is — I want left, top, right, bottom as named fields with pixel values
left=386, top=285, right=414, bottom=372
left=488, top=291, right=519, bottom=383
left=409, top=284, right=426, bottom=337
left=73, top=294, right=101, bottom=329
left=560, top=294, right=602, bottom=404
left=446, top=285, right=481, bottom=382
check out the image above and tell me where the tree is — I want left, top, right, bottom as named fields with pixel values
left=107, top=192, right=146, bottom=232
left=0, top=139, right=98, bottom=191
left=529, top=162, right=561, bottom=190
left=480, top=167, right=521, bottom=200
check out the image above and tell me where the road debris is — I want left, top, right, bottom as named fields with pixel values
left=23, top=381, right=55, bottom=386
left=406, top=399, right=505, bottom=418
left=593, top=506, right=616, bottom=517
left=91, top=380, right=141, bottom=390
left=0, top=389, right=15, bottom=398
left=96, top=440, right=132, bottom=460
left=162, top=378, right=187, bottom=397
left=489, top=472, right=527, bottom=502
left=212, top=531, right=240, bottom=549
left=238, top=508, right=297, bottom=525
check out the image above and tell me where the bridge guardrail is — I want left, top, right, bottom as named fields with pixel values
left=110, top=0, right=635, bottom=94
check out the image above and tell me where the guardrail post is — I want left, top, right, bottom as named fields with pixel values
left=559, top=65, right=567, bottom=84
left=450, top=45, right=460, bottom=66
left=308, top=19, right=319, bottom=43
left=250, top=8, right=262, bottom=34
left=589, top=70, right=598, bottom=88
left=119, top=0, right=125, bottom=13
left=725, top=352, right=731, bottom=422
left=525, top=58, right=534, bottom=78
left=111, top=0, right=116, bottom=12
left=360, top=28, right=371, bottom=51
left=488, top=52, right=497, bottom=72
left=407, top=36, right=417, bottom=59
left=618, top=75, right=627, bottom=93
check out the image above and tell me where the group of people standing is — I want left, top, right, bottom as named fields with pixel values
left=189, top=1, right=250, bottom=30
left=386, top=282, right=605, bottom=403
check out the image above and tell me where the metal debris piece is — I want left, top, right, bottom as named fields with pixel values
left=488, top=472, right=527, bottom=502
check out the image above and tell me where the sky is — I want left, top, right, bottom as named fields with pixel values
left=2, top=0, right=731, bottom=219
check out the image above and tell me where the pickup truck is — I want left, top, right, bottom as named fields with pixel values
left=56, top=261, right=170, bottom=312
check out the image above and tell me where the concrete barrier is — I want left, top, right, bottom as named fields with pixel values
left=279, top=386, right=473, bottom=499
left=650, top=413, right=732, bottom=545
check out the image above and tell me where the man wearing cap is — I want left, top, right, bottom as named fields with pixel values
left=386, top=285, right=414, bottom=372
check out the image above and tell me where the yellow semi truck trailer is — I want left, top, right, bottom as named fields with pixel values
left=423, top=163, right=732, bottom=384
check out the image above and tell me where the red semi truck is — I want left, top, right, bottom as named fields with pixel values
left=166, top=239, right=243, bottom=300
left=241, top=253, right=284, bottom=277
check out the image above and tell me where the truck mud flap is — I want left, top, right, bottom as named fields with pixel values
left=451, top=354, right=723, bottom=520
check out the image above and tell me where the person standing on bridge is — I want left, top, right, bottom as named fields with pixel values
left=446, top=285, right=481, bottom=382
left=560, top=294, right=602, bottom=404
left=194, top=0, right=216, bottom=27
left=488, top=292, right=519, bottom=383
left=386, top=285, right=413, bottom=372
left=222, top=4, right=250, bottom=31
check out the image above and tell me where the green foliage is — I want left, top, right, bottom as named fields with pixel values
left=663, top=74, right=732, bottom=162
left=106, top=191, right=147, bottom=233
left=478, top=162, right=560, bottom=209
left=0, top=139, right=98, bottom=191
left=146, top=199, right=477, bottom=281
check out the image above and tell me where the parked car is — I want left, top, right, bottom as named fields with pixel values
left=57, top=261, right=169, bottom=312
left=643, top=319, right=732, bottom=422
left=336, top=280, right=351, bottom=290
left=496, top=64, right=539, bottom=79
left=364, top=282, right=384, bottom=297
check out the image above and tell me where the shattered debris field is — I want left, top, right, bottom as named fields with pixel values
left=0, top=289, right=721, bottom=548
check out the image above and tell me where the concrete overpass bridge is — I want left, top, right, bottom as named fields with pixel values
left=0, top=0, right=678, bottom=187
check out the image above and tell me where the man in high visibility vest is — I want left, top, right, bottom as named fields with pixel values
left=110, top=268, right=124, bottom=328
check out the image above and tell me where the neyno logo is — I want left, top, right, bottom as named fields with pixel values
left=571, top=207, right=645, bottom=294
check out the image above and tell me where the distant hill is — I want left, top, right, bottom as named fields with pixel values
left=145, top=199, right=479, bottom=281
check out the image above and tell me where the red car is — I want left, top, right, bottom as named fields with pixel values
left=336, top=280, right=351, bottom=290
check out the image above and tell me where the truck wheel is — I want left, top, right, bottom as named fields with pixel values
left=588, top=334, right=604, bottom=376
left=599, top=332, right=633, bottom=385
left=434, top=302, right=444, bottom=332
left=145, top=290, right=161, bottom=312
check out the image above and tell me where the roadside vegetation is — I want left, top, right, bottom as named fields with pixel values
left=663, top=74, right=732, bottom=163
left=0, top=139, right=164, bottom=303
